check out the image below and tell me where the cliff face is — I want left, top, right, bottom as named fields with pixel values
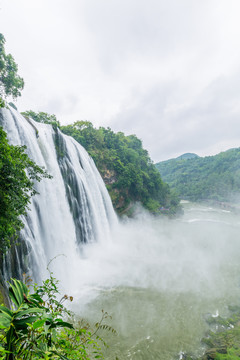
left=102, top=169, right=117, bottom=185
left=100, top=169, right=127, bottom=212
left=61, top=122, right=180, bottom=215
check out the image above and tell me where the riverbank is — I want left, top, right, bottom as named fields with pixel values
left=184, top=305, right=240, bottom=360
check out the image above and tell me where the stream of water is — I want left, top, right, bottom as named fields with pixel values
left=70, top=202, right=240, bottom=360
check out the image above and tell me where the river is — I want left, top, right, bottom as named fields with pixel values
left=69, top=202, right=240, bottom=359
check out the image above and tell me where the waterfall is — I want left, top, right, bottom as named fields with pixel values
left=0, top=107, right=117, bottom=288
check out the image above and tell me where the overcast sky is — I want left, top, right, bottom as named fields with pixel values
left=1, top=0, right=240, bottom=161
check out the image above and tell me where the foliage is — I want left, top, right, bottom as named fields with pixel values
left=0, top=271, right=114, bottom=359
left=18, top=111, right=180, bottom=214
left=0, top=127, right=52, bottom=253
left=0, top=98, right=5, bottom=108
left=21, top=111, right=60, bottom=128
left=8, top=103, right=17, bottom=111
left=0, top=34, right=24, bottom=100
left=176, top=153, right=199, bottom=161
left=184, top=307, right=240, bottom=360
left=215, top=348, right=240, bottom=360
left=61, top=121, right=180, bottom=214
left=155, top=148, right=240, bottom=203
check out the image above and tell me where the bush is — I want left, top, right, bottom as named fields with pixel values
left=0, top=270, right=115, bottom=359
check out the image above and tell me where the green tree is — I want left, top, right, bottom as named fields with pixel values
left=155, top=148, right=240, bottom=203
left=21, top=111, right=60, bottom=128
left=0, top=272, right=113, bottom=359
left=0, top=34, right=24, bottom=104
left=0, top=127, right=52, bottom=253
left=61, top=122, right=180, bottom=214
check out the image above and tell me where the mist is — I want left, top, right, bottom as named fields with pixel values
left=69, top=203, right=240, bottom=299
left=62, top=202, right=240, bottom=359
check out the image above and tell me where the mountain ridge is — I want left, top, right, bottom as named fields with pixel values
left=155, top=147, right=240, bottom=203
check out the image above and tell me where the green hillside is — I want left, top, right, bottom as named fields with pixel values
left=155, top=148, right=240, bottom=202
left=21, top=112, right=180, bottom=215
left=60, top=121, right=180, bottom=214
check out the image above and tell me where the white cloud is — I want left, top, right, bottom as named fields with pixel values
left=1, top=0, right=240, bottom=161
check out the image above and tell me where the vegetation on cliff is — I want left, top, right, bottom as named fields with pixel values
left=155, top=149, right=240, bottom=203
left=19, top=112, right=180, bottom=214
left=185, top=306, right=240, bottom=360
left=60, top=121, right=180, bottom=213
left=21, top=110, right=60, bottom=128
left=0, top=127, right=52, bottom=253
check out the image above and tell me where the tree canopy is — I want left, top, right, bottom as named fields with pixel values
left=21, top=110, right=60, bottom=128
left=0, top=127, right=52, bottom=252
left=0, top=34, right=24, bottom=102
left=156, top=148, right=240, bottom=203
left=61, top=121, right=180, bottom=214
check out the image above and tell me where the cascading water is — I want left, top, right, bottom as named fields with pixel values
left=3, top=107, right=240, bottom=359
left=0, top=107, right=117, bottom=288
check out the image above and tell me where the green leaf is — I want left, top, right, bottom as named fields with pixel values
left=0, top=313, right=11, bottom=328
left=0, top=305, right=13, bottom=317
left=32, top=319, right=46, bottom=329
left=8, top=279, right=28, bottom=307
left=49, top=350, right=70, bottom=360
left=28, top=293, right=44, bottom=304
left=17, top=307, right=45, bottom=318
left=49, top=319, right=74, bottom=330
left=13, top=316, right=38, bottom=330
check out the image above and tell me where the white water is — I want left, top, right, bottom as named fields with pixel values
left=2, top=108, right=240, bottom=359
left=0, top=108, right=117, bottom=287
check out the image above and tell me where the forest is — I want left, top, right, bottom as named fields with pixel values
left=155, top=150, right=240, bottom=203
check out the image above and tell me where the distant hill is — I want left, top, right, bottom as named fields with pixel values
left=176, top=153, right=199, bottom=160
left=155, top=148, right=240, bottom=203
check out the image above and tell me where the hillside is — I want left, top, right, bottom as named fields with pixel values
left=176, top=153, right=199, bottom=160
left=155, top=148, right=240, bottom=203
left=60, top=121, right=180, bottom=214
left=21, top=112, right=180, bottom=215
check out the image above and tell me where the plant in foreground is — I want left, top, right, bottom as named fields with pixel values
left=0, top=272, right=115, bottom=359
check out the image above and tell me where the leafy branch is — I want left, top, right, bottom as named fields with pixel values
left=0, top=273, right=116, bottom=359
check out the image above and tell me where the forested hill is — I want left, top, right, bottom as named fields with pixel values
left=21, top=112, right=180, bottom=215
left=155, top=149, right=240, bottom=203
left=60, top=122, right=180, bottom=214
